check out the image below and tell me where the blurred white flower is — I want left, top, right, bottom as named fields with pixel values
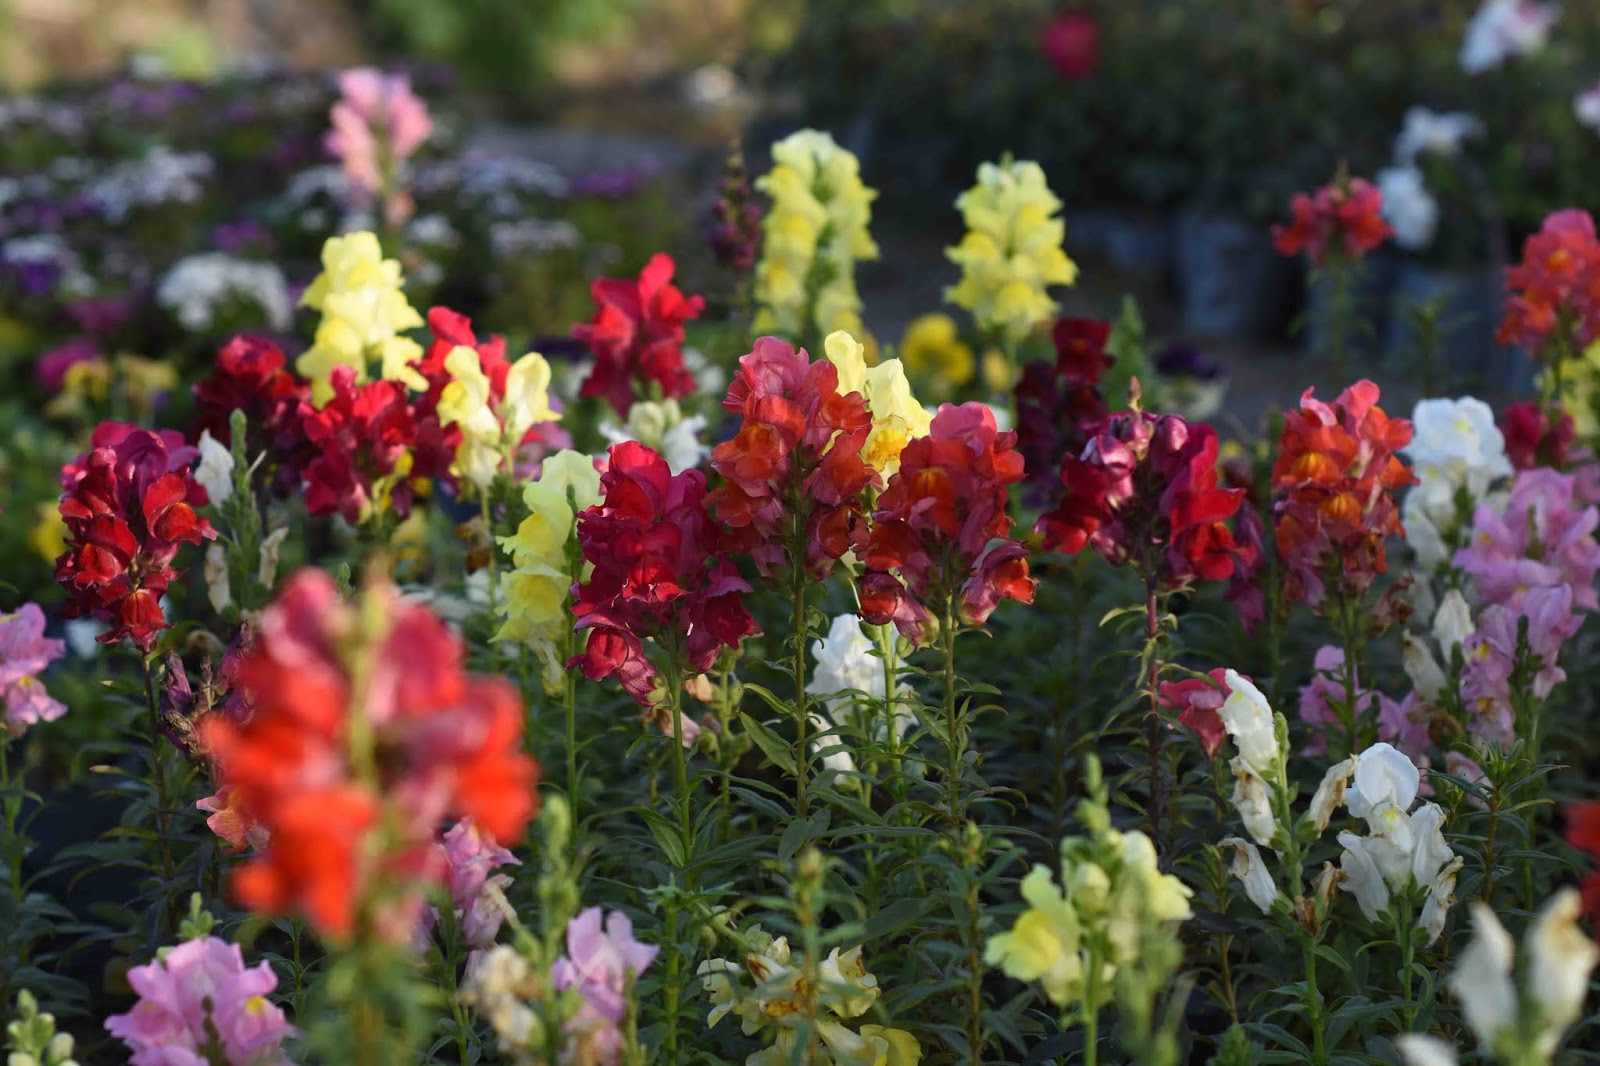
left=1526, top=889, right=1600, bottom=1054
left=1453, top=901, right=1519, bottom=1046
left=1576, top=82, right=1600, bottom=133
left=599, top=399, right=709, bottom=475
left=805, top=614, right=913, bottom=778
left=1377, top=166, right=1439, bottom=251
left=157, top=253, right=292, bottom=333
left=194, top=430, right=234, bottom=506
left=1395, top=107, right=1484, bottom=162
left=203, top=544, right=231, bottom=614
left=1460, top=0, right=1559, bottom=74
left=1396, top=1035, right=1459, bottom=1066
left=85, top=147, right=213, bottom=222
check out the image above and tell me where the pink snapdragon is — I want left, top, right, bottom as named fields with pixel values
left=551, top=907, right=659, bottom=1064
left=104, top=936, right=295, bottom=1065
left=440, top=818, right=519, bottom=950
left=1298, top=645, right=1428, bottom=760
left=1460, top=586, right=1581, bottom=747
left=1454, top=468, right=1600, bottom=611
left=1157, top=669, right=1231, bottom=758
left=0, top=603, right=67, bottom=734
left=326, top=67, right=433, bottom=224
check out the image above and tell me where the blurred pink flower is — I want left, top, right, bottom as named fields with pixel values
left=1460, top=586, right=1581, bottom=747
left=105, top=935, right=295, bottom=1065
left=1298, top=645, right=1427, bottom=761
left=0, top=603, right=67, bottom=734
left=1454, top=468, right=1600, bottom=611
left=551, top=907, right=659, bottom=1064
left=326, top=67, right=432, bottom=222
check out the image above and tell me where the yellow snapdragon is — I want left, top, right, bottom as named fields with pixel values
left=755, top=129, right=879, bottom=342
left=825, top=330, right=933, bottom=478
left=897, top=312, right=975, bottom=398
left=297, top=231, right=425, bottom=404
left=496, top=451, right=601, bottom=689
left=1541, top=340, right=1600, bottom=439
left=945, top=158, right=1077, bottom=347
left=436, top=346, right=559, bottom=492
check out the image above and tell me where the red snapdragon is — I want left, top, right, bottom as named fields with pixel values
left=570, top=443, right=758, bottom=728
left=1502, top=400, right=1576, bottom=471
left=572, top=253, right=705, bottom=418
left=1273, top=177, right=1391, bottom=267
left=55, top=425, right=216, bottom=651
left=1498, top=208, right=1600, bottom=356
left=297, top=367, right=439, bottom=524
left=708, top=337, right=875, bottom=580
left=1015, top=317, right=1112, bottom=496
left=200, top=570, right=537, bottom=942
left=191, top=334, right=313, bottom=491
left=1271, top=380, right=1414, bottom=610
left=859, top=402, right=1035, bottom=643
left=1037, top=395, right=1252, bottom=591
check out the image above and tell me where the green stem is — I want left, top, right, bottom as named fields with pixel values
left=792, top=568, right=810, bottom=821
left=941, top=596, right=963, bottom=829
left=1300, top=931, right=1328, bottom=1066
left=564, top=630, right=580, bottom=839
left=1143, top=579, right=1166, bottom=862
left=664, top=668, right=691, bottom=1066
left=1081, top=945, right=1101, bottom=1066
left=1397, top=894, right=1417, bottom=1030
left=140, top=656, right=175, bottom=895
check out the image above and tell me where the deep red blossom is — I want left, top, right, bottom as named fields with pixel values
left=297, top=368, right=433, bottom=524
left=1503, top=400, right=1577, bottom=471
left=1271, top=380, right=1414, bottom=611
left=1273, top=177, right=1390, bottom=267
left=1038, top=395, right=1252, bottom=591
left=573, top=253, right=705, bottom=418
left=708, top=337, right=874, bottom=579
left=200, top=569, right=537, bottom=942
left=191, top=334, right=313, bottom=491
left=1565, top=798, right=1600, bottom=920
left=1498, top=209, right=1600, bottom=355
left=570, top=442, right=758, bottom=720
left=55, top=426, right=216, bottom=651
left=1040, top=11, right=1099, bottom=81
left=1158, top=669, right=1233, bottom=758
left=859, top=402, right=1035, bottom=643
left=1015, top=317, right=1112, bottom=495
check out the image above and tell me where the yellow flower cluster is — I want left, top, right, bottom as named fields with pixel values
left=436, top=345, right=559, bottom=492
left=755, top=129, right=879, bottom=342
left=945, top=158, right=1077, bottom=347
left=697, top=929, right=920, bottom=1066
left=496, top=451, right=600, bottom=689
left=985, top=828, right=1192, bottom=1010
left=297, top=231, right=425, bottom=404
left=1544, top=342, right=1600, bottom=439
left=824, top=330, right=932, bottom=479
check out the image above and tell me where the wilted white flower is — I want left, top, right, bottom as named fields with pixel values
left=1419, top=856, right=1464, bottom=946
left=1403, top=631, right=1448, bottom=701
left=1577, top=82, right=1600, bottom=133
left=1378, top=166, right=1439, bottom=251
left=1229, top=760, right=1277, bottom=848
left=1305, top=756, right=1356, bottom=835
left=203, top=544, right=231, bottom=614
left=194, top=430, right=234, bottom=506
left=157, top=253, right=293, bottom=334
left=1395, top=107, right=1484, bottom=162
left=1459, top=0, right=1559, bottom=74
left=1220, top=836, right=1278, bottom=914
left=1433, top=590, right=1474, bottom=653
left=258, top=526, right=290, bottom=589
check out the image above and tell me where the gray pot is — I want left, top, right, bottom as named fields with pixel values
left=1301, top=251, right=1398, bottom=363
left=1383, top=262, right=1501, bottom=388
left=1101, top=211, right=1173, bottom=282
left=1173, top=211, right=1293, bottom=340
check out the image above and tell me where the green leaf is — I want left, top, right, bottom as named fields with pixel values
left=740, top=712, right=797, bottom=775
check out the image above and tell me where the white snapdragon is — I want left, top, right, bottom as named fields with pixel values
left=1395, top=107, right=1484, bottom=163
left=1404, top=590, right=1474, bottom=701
left=1459, top=0, right=1559, bottom=74
left=1402, top=397, right=1511, bottom=571
left=1218, top=671, right=1282, bottom=847
left=1399, top=891, right=1598, bottom=1065
left=599, top=399, right=709, bottom=475
left=804, top=614, right=913, bottom=777
left=193, top=430, right=234, bottom=506
left=1219, top=837, right=1279, bottom=915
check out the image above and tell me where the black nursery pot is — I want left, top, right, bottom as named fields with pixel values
left=1383, top=260, right=1501, bottom=385
left=1172, top=211, right=1294, bottom=341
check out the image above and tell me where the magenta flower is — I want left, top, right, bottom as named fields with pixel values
left=551, top=907, right=659, bottom=1063
left=1454, top=468, right=1600, bottom=611
left=1460, top=586, right=1581, bottom=747
left=1298, top=645, right=1428, bottom=760
left=104, top=936, right=295, bottom=1066
left=0, top=603, right=67, bottom=735
left=325, top=67, right=433, bottom=223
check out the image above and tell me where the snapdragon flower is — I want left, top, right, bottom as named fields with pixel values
left=436, top=345, right=559, bottom=492
left=0, top=604, right=67, bottom=734
left=805, top=613, right=914, bottom=777
left=598, top=399, right=708, bottom=475
left=825, top=330, right=933, bottom=480
left=296, top=231, right=425, bottom=405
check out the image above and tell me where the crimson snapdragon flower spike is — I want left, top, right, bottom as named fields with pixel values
left=1498, top=208, right=1600, bottom=356
left=569, top=442, right=759, bottom=727
left=573, top=253, right=705, bottom=418
left=1270, top=380, right=1414, bottom=611
left=1565, top=798, right=1600, bottom=919
left=1037, top=386, right=1253, bottom=593
left=1501, top=399, right=1577, bottom=471
left=708, top=336, right=875, bottom=580
left=191, top=334, right=313, bottom=493
left=1272, top=175, right=1390, bottom=267
left=1015, top=316, right=1112, bottom=496
left=55, top=425, right=216, bottom=651
left=859, top=402, right=1035, bottom=644
left=199, top=569, right=538, bottom=944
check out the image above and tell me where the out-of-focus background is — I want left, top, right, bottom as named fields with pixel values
left=1, top=0, right=1596, bottom=423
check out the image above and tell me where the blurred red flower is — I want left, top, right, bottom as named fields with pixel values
left=573, top=253, right=705, bottom=418
left=1273, top=177, right=1390, bottom=267
left=1040, top=11, right=1099, bottom=81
